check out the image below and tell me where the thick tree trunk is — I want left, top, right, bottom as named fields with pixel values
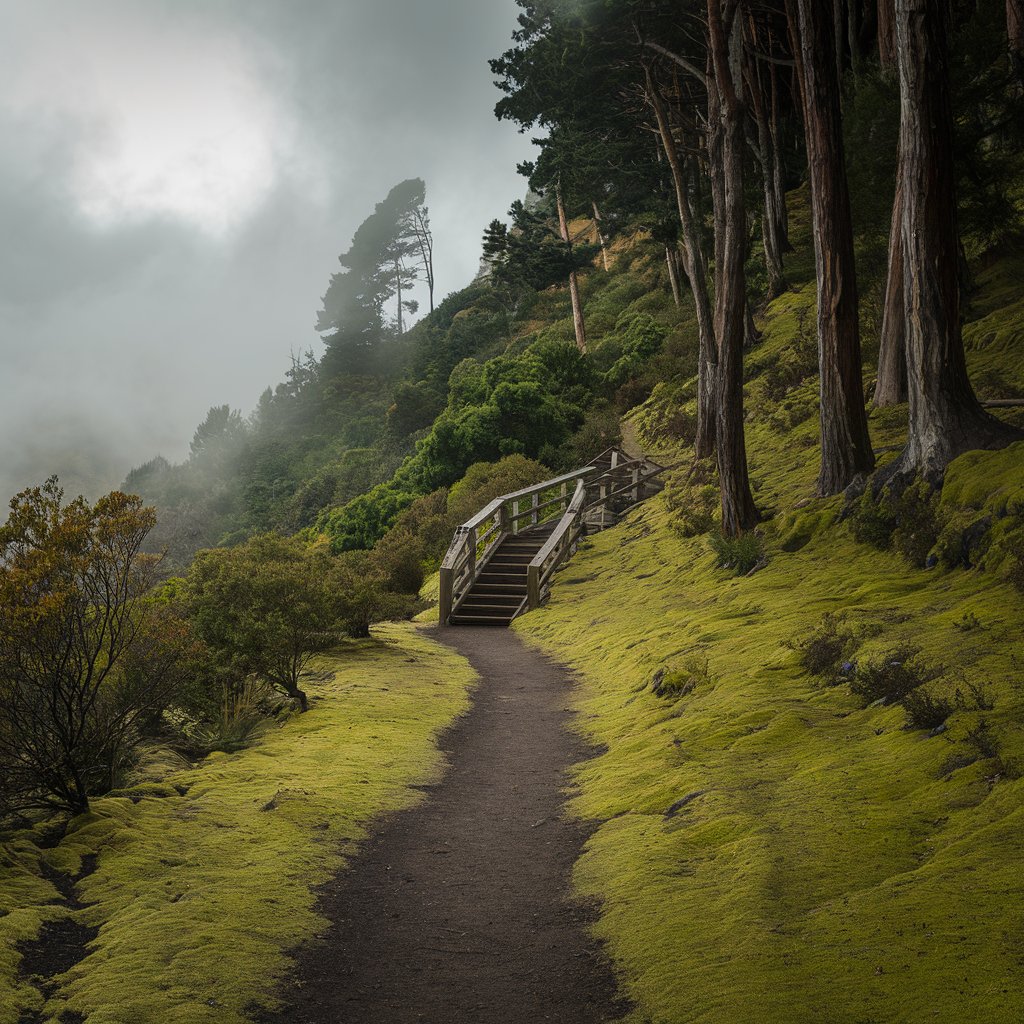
left=665, top=246, right=682, bottom=306
left=556, top=183, right=587, bottom=353
left=795, top=0, right=876, bottom=495
left=874, top=162, right=907, bottom=406
left=877, top=0, right=897, bottom=71
left=646, top=70, right=718, bottom=457
left=708, top=0, right=759, bottom=535
left=889, top=0, right=1020, bottom=483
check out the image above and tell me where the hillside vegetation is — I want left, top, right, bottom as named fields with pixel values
left=0, top=626, right=475, bottom=1024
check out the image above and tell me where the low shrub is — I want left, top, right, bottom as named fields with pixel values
left=709, top=531, right=767, bottom=575
left=664, top=461, right=718, bottom=538
left=850, top=490, right=898, bottom=549
left=793, top=613, right=856, bottom=681
left=848, top=645, right=943, bottom=706
left=651, top=655, right=713, bottom=698
left=902, top=688, right=954, bottom=731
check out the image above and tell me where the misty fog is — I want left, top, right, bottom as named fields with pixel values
left=0, top=0, right=535, bottom=506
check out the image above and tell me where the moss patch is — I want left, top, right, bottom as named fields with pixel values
left=515, top=485, right=1024, bottom=1022
left=0, top=623, right=475, bottom=1024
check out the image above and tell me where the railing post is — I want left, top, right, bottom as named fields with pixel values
left=531, top=491, right=539, bottom=526
left=560, top=481, right=567, bottom=509
left=610, top=448, right=619, bottom=469
left=439, top=565, right=453, bottom=625
left=498, top=501, right=511, bottom=537
left=632, top=466, right=640, bottom=503
left=467, top=526, right=477, bottom=578
left=512, top=499, right=520, bottom=534
left=527, top=563, right=541, bottom=610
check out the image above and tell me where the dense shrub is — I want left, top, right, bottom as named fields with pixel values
left=793, top=613, right=857, bottom=681
left=848, top=645, right=943, bottom=706
left=664, top=462, right=718, bottom=538
left=709, top=531, right=767, bottom=575
left=902, top=688, right=954, bottom=731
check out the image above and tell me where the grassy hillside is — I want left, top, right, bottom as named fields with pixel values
left=511, top=241, right=1024, bottom=1022
left=0, top=625, right=475, bottom=1024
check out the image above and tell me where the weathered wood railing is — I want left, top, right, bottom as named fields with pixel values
left=438, top=467, right=597, bottom=625
left=526, top=455, right=667, bottom=610
left=439, top=447, right=667, bottom=625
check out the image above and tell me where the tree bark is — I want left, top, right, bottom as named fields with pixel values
left=707, top=0, right=759, bottom=535
left=889, top=0, right=1021, bottom=483
left=746, top=46, right=787, bottom=298
left=877, top=0, right=897, bottom=71
left=556, top=182, right=588, bottom=353
left=592, top=200, right=610, bottom=271
left=795, top=0, right=876, bottom=495
left=768, top=60, right=791, bottom=247
left=646, top=69, right=718, bottom=457
left=1010, top=0, right=1024, bottom=81
left=665, top=246, right=682, bottom=306
left=873, top=160, right=907, bottom=405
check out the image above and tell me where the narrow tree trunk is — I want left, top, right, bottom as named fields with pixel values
left=889, top=0, right=1020, bottom=483
left=395, top=260, right=404, bottom=335
left=556, top=183, right=587, bottom=353
left=665, top=246, right=682, bottom=306
left=877, top=0, right=897, bottom=71
left=747, top=50, right=787, bottom=298
left=1010, top=0, right=1024, bottom=81
left=708, top=0, right=759, bottom=535
left=874, top=162, right=907, bottom=406
left=592, top=200, right=610, bottom=271
left=833, top=0, right=846, bottom=86
left=646, top=70, right=718, bottom=457
left=795, top=0, right=876, bottom=495
left=768, top=61, right=792, bottom=248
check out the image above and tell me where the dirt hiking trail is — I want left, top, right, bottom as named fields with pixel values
left=263, top=625, right=626, bottom=1024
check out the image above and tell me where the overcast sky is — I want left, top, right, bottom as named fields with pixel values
left=0, top=0, right=535, bottom=505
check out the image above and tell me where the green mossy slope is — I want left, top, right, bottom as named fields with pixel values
left=0, top=623, right=475, bottom=1024
left=513, top=256, right=1024, bottom=1021
left=516, top=492, right=1024, bottom=1023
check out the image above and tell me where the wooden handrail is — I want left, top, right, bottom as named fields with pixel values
left=439, top=446, right=668, bottom=624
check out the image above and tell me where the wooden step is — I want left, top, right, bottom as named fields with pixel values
left=449, top=612, right=515, bottom=626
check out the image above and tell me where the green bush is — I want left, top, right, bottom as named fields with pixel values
left=709, top=531, right=767, bottom=575
left=793, top=613, right=857, bottom=681
left=902, top=688, right=954, bottom=731
left=848, top=645, right=943, bottom=706
left=651, top=655, right=713, bottom=698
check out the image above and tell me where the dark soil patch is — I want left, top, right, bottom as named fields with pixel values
left=261, top=625, right=627, bottom=1024
left=16, top=855, right=99, bottom=1021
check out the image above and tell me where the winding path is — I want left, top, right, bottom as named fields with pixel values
left=263, top=625, right=625, bottom=1024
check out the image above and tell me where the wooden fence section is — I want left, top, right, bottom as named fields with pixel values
left=438, top=447, right=667, bottom=626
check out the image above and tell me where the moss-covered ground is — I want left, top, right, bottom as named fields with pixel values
left=513, top=251, right=1024, bottom=1022
left=0, top=623, right=475, bottom=1024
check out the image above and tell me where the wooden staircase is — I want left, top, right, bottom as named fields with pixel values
left=448, top=523, right=557, bottom=626
left=439, top=447, right=669, bottom=627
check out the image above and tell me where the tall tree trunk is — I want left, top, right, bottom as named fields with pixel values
left=874, top=160, right=907, bottom=405
left=889, top=0, right=1020, bottom=483
left=646, top=69, right=718, bottom=457
left=1010, top=0, right=1024, bottom=81
left=665, top=246, right=682, bottom=306
left=556, top=182, right=587, bottom=353
left=833, top=0, right=846, bottom=85
left=592, top=200, right=610, bottom=271
left=708, top=0, right=759, bottom=535
left=877, top=0, right=897, bottom=71
left=746, top=48, right=787, bottom=298
left=768, top=61, right=792, bottom=247
left=395, top=260, right=404, bottom=335
left=795, top=0, right=876, bottom=494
